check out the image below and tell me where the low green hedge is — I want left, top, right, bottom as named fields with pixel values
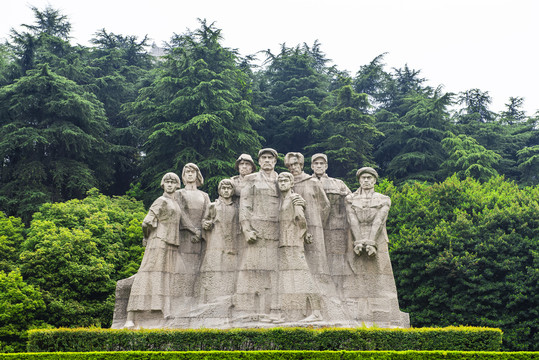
left=1, top=351, right=539, bottom=360
left=27, top=327, right=502, bottom=352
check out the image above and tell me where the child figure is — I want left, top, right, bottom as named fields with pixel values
left=197, top=179, right=239, bottom=303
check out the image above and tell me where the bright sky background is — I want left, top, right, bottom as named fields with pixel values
left=2, top=0, right=538, bottom=115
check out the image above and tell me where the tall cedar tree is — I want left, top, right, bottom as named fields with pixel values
left=440, top=133, right=501, bottom=181
left=89, top=30, right=154, bottom=195
left=125, top=20, right=262, bottom=202
left=454, top=89, right=535, bottom=181
left=7, top=5, right=91, bottom=84
left=255, top=42, right=330, bottom=153
left=307, top=85, right=381, bottom=183
left=0, top=65, right=112, bottom=221
left=374, top=89, right=453, bottom=182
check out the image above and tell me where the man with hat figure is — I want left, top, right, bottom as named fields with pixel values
left=343, top=167, right=407, bottom=327
left=345, top=167, right=389, bottom=257
left=311, top=153, right=352, bottom=295
left=231, top=154, right=256, bottom=198
left=235, top=148, right=283, bottom=323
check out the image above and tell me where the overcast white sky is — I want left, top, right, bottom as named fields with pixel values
left=2, top=0, right=538, bottom=115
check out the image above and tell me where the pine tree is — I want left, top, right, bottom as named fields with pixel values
left=88, top=30, right=155, bottom=195
left=374, top=89, right=453, bottom=182
left=308, top=85, right=381, bottom=182
left=124, top=20, right=262, bottom=201
left=0, top=65, right=112, bottom=221
left=441, top=133, right=501, bottom=181
left=254, top=42, right=331, bottom=152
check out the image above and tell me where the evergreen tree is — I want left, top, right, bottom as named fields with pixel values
left=454, top=90, right=533, bottom=180
left=125, top=20, right=262, bottom=201
left=500, top=96, right=527, bottom=125
left=254, top=42, right=331, bottom=152
left=308, top=85, right=381, bottom=182
left=441, top=133, right=502, bottom=181
left=517, top=144, right=539, bottom=185
left=88, top=30, right=154, bottom=195
left=374, top=89, right=453, bottom=182
left=456, top=89, right=496, bottom=124
left=8, top=6, right=74, bottom=78
left=0, top=65, right=112, bottom=221
left=353, top=53, right=393, bottom=108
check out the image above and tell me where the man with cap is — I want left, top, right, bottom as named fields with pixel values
left=231, top=154, right=256, bottom=198
left=345, top=167, right=389, bottom=257
left=235, top=148, right=282, bottom=322
left=311, top=153, right=352, bottom=294
left=343, top=167, right=404, bottom=326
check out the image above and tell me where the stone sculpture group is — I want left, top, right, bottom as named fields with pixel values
left=111, top=149, right=409, bottom=329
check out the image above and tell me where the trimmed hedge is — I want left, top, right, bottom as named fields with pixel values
left=27, top=327, right=502, bottom=352
left=1, top=351, right=539, bottom=360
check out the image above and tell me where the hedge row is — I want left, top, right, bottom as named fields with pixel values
left=27, top=327, right=502, bottom=352
left=2, top=351, right=539, bottom=360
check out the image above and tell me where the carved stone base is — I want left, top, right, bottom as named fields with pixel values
left=111, top=276, right=409, bottom=329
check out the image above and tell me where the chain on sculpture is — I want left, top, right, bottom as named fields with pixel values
left=111, top=149, right=409, bottom=329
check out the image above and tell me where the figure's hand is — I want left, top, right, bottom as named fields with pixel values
left=191, top=228, right=202, bottom=243
left=142, top=237, right=148, bottom=247
left=292, top=196, right=305, bottom=208
left=244, top=230, right=257, bottom=244
left=142, top=219, right=152, bottom=229
left=304, top=233, right=313, bottom=244
left=365, top=245, right=377, bottom=257
left=353, top=242, right=364, bottom=256
left=202, top=220, right=213, bottom=231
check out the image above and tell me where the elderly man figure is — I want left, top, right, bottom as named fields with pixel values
left=284, top=152, right=331, bottom=287
left=311, top=154, right=352, bottom=294
left=235, top=148, right=281, bottom=321
left=344, top=167, right=408, bottom=327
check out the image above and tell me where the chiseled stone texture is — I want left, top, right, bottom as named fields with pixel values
left=111, top=156, right=409, bottom=330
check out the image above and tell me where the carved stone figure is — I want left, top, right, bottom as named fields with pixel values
left=231, top=154, right=256, bottom=198
left=197, top=179, right=239, bottom=303
left=344, top=167, right=409, bottom=327
left=276, top=172, right=323, bottom=323
left=235, top=148, right=281, bottom=321
left=311, top=153, right=352, bottom=294
left=284, top=153, right=331, bottom=285
left=112, top=152, right=410, bottom=329
left=123, top=173, right=198, bottom=329
left=175, top=163, right=209, bottom=303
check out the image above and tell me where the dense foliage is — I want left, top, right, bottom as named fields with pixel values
left=3, top=351, right=539, bottom=360
left=27, top=327, right=501, bottom=352
left=378, top=176, right=539, bottom=350
left=0, top=6, right=537, bottom=353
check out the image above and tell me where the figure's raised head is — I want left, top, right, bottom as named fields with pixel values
left=182, top=163, right=204, bottom=187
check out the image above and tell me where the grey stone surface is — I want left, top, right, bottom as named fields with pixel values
left=311, top=154, right=352, bottom=297
left=231, top=153, right=256, bottom=198
left=111, top=153, right=409, bottom=329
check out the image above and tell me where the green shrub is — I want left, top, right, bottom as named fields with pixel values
left=27, top=327, right=502, bottom=352
left=1, top=351, right=539, bottom=360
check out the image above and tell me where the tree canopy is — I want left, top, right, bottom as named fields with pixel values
left=0, top=6, right=538, bottom=352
